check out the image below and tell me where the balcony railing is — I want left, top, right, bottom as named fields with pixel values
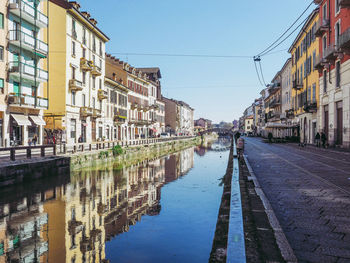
left=80, top=58, right=93, bottom=71
left=323, top=45, right=341, bottom=61
left=9, top=30, right=48, bottom=56
left=98, top=89, right=108, bottom=100
left=80, top=107, right=93, bottom=117
left=269, top=98, right=281, bottom=108
left=314, top=54, right=328, bottom=70
left=91, top=65, right=101, bottom=76
left=69, top=79, right=83, bottom=92
left=339, top=27, right=350, bottom=52
left=8, top=94, right=48, bottom=109
left=303, top=102, right=317, bottom=113
left=315, top=19, right=330, bottom=37
left=9, top=0, right=48, bottom=28
left=292, top=80, right=303, bottom=90
left=8, top=61, right=48, bottom=83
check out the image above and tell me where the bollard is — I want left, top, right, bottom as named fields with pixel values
left=41, top=147, right=45, bottom=157
left=10, top=148, right=15, bottom=161
left=27, top=148, right=31, bottom=159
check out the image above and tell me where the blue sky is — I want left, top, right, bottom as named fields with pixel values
left=81, top=0, right=316, bottom=123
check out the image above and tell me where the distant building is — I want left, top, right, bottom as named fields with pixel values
left=244, top=116, right=254, bottom=134
left=194, top=118, right=212, bottom=130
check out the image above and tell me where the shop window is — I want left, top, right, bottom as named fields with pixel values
left=70, top=119, right=76, bottom=139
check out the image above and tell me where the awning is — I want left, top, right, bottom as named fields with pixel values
left=29, top=115, right=46, bottom=126
left=11, top=114, right=31, bottom=126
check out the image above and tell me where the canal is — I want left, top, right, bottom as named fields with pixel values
left=0, top=138, right=231, bottom=263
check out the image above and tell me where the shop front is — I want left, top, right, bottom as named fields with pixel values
left=10, top=114, right=31, bottom=146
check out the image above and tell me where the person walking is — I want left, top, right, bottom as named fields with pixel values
left=268, top=132, right=273, bottom=143
left=315, top=132, right=321, bottom=147
left=321, top=132, right=327, bottom=148
left=33, top=134, right=38, bottom=146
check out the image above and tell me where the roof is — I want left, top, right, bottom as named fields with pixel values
left=136, top=68, right=162, bottom=79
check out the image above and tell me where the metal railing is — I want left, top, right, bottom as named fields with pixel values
left=9, top=0, right=48, bottom=27
left=0, top=144, right=56, bottom=161
left=8, top=61, right=48, bottom=82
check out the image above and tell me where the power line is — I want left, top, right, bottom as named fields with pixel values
left=256, top=1, right=314, bottom=57
left=253, top=57, right=264, bottom=87
left=258, top=59, right=267, bottom=86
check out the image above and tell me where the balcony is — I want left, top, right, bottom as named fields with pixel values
left=9, top=0, right=48, bottom=28
left=91, top=65, right=101, bottom=76
left=314, top=54, right=328, bottom=70
left=8, top=30, right=48, bottom=57
left=80, top=107, right=93, bottom=118
left=92, top=109, right=102, bottom=118
left=339, top=0, right=350, bottom=8
left=303, top=102, right=317, bottom=113
left=269, top=98, right=281, bottom=108
left=315, top=19, right=330, bottom=37
left=323, top=45, right=341, bottom=61
left=98, top=89, right=108, bottom=100
left=339, top=27, right=350, bottom=52
left=69, top=79, right=83, bottom=92
left=292, top=80, right=303, bottom=90
left=80, top=58, right=93, bottom=71
left=8, top=94, right=48, bottom=109
left=8, top=62, right=48, bottom=83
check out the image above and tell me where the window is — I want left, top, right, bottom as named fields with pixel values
left=335, top=0, right=340, bottom=14
left=72, top=41, right=76, bottom=56
left=71, top=67, right=75, bottom=80
left=72, top=19, right=77, bottom=38
left=308, top=86, right=311, bottom=102
left=99, top=79, right=102, bottom=89
left=0, top=78, right=3, bottom=93
left=0, top=46, right=3, bottom=61
left=82, top=27, right=86, bottom=45
left=99, top=41, right=102, bottom=56
left=0, top=13, right=3, bottom=29
left=82, top=94, right=86, bottom=107
left=313, top=51, right=316, bottom=71
left=335, top=22, right=340, bottom=46
left=72, top=91, right=76, bottom=105
left=92, top=77, right=96, bottom=89
left=82, top=72, right=86, bottom=84
left=312, top=83, right=316, bottom=102
left=336, top=60, right=341, bottom=88
left=323, top=3, right=327, bottom=20
left=82, top=48, right=86, bottom=58
left=323, top=36, right=327, bottom=53
left=70, top=119, right=76, bottom=139
left=93, top=97, right=96, bottom=108
left=323, top=70, right=327, bottom=93
left=93, top=37, right=96, bottom=52
left=99, top=59, right=102, bottom=69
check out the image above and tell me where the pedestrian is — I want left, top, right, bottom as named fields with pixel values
left=53, top=135, right=56, bottom=144
left=268, top=132, right=273, bottom=143
left=78, top=135, right=83, bottom=143
left=321, top=132, right=327, bottom=148
left=28, top=139, right=32, bottom=147
left=33, top=134, right=38, bottom=146
left=315, top=132, right=321, bottom=147
left=234, top=131, right=241, bottom=143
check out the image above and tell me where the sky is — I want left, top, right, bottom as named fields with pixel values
left=80, top=0, right=316, bottom=123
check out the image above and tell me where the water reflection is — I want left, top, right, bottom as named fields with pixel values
left=0, top=148, right=194, bottom=263
left=195, top=137, right=231, bottom=157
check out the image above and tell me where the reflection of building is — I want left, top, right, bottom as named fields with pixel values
left=180, top=148, right=194, bottom=176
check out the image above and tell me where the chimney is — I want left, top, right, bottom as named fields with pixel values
left=69, top=1, right=80, bottom=10
left=112, top=73, right=116, bottom=81
left=89, top=18, right=98, bottom=26
left=81, top=11, right=90, bottom=19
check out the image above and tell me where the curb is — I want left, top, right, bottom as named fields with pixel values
left=243, top=154, right=298, bottom=263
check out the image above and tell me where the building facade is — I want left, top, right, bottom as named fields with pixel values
left=45, top=0, right=109, bottom=145
left=314, top=0, right=350, bottom=147
left=3, top=0, right=49, bottom=147
left=289, top=8, right=320, bottom=144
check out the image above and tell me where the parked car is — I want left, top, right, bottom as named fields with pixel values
left=160, top=132, right=169, bottom=138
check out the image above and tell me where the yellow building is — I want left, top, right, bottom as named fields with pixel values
left=45, top=0, right=109, bottom=145
left=244, top=116, right=254, bottom=134
left=289, top=8, right=320, bottom=144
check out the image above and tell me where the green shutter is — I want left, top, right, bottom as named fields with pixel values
left=0, top=13, right=3, bottom=29
left=0, top=79, right=3, bottom=89
left=13, top=82, right=19, bottom=95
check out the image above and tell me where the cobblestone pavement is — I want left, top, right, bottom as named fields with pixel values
left=244, top=137, right=350, bottom=263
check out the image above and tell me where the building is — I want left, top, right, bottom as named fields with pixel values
left=104, top=75, right=129, bottom=142
left=264, top=73, right=282, bottom=138
left=244, top=115, right=254, bottom=134
left=45, top=0, right=109, bottom=144
left=194, top=118, right=212, bottom=130
left=253, top=99, right=264, bottom=136
left=163, top=97, right=194, bottom=136
left=2, top=0, right=49, bottom=147
left=314, top=0, right=350, bottom=147
left=289, top=8, right=320, bottom=144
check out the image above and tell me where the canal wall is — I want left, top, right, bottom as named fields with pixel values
left=70, top=135, right=216, bottom=171
left=0, top=156, right=70, bottom=188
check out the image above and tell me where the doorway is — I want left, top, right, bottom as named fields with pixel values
left=336, top=101, right=343, bottom=145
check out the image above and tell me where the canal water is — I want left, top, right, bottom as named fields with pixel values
left=0, top=138, right=231, bottom=263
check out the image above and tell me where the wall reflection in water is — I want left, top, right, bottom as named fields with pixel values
left=0, top=148, right=194, bottom=263
left=195, top=137, right=231, bottom=157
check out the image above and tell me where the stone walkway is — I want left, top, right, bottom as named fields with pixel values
left=244, top=137, right=350, bottom=263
